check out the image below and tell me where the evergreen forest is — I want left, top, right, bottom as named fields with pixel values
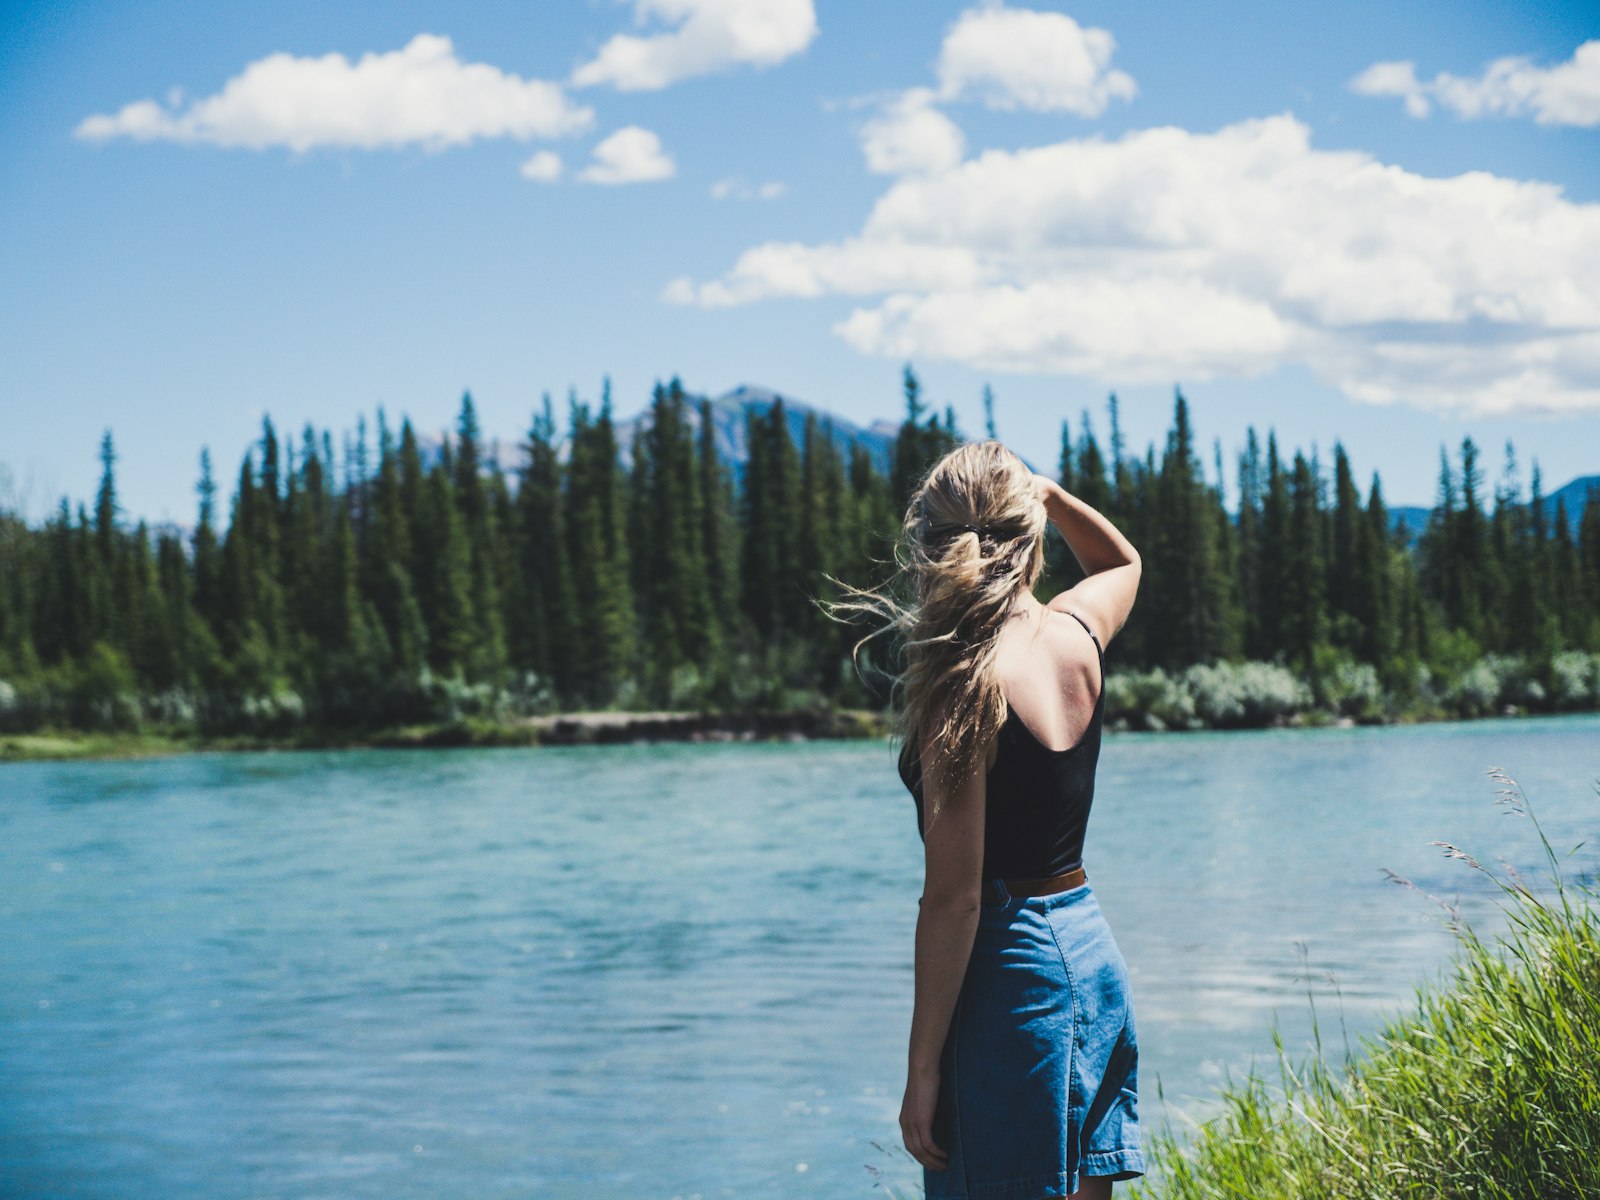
left=2, top=368, right=1599, bottom=742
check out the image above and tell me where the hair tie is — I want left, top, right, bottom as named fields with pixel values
left=932, top=520, right=1005, bottom=539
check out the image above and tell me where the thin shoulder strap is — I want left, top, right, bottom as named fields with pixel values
left=1064, top=609, right=1106, bottom=707
left=1063, top=609, right=1104, bottom=663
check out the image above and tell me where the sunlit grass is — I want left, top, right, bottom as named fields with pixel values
left=1134, top=767, right=1600, bottom=1199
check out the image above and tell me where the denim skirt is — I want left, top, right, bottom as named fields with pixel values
left=925, top=878, right=1144, bottom=1199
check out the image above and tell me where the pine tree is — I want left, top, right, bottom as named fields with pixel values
left=1074, top=412, right=1112, bottom=516
left=93, top=429, right=118, bottom=566
left=515, top=394, right=577, bottom=696
left=697, top=396, right=741, bottom=668
left=1353, top=473, right=1394, bottom=665
left=1527, top=462, right=1560, bottom=657
left=365, top=415, right=426, bottom=679
left=1489, top=441, right=1530, bottom=655
left=193, top=448, right=221, bottom=638
left=891, top=365, right=927, bottom=511
left=1148, top=389, right=1237, bottom=665
left=453, top=392, right=507, bottom=680
left=1578, top=482, right=1600, bottom=650
left=1282, top=451, right=1327, bottom=672
left=1551, top=498, right=1581, bottom=646
left=1327, top=443, right=1362, bottom=651
left=1256, top=434, right=1291, bottom=662
left=418, top=456, right=474, bottom=676
left=281, top=425, right=323, bottom=662
left=91, top=429, right=124, bottom=650
left=564, top=384, right=636, bottom=705
left=798, top=410, right=848, bottom=664
left=740, top=399, right=803, bottom=643
left=632, top=378, right=713, bottom=700
left=887, top=366, right=960, bottom=515
left=217, top=453, right=258, bottom=657
left=1235, top=428, right=1265, bottom=657
left=1057, top=418, right=1076, bottom=495
left=1107, top=393, right=1127, bottom=513
left=152, top=526, right=194, bottom=691
left=1456, top=436, right=1489, bottom=644
left=253, top=418, right=288, bottom=659
left=626, top=419, right=652, bottom=611
left=0, top=482, right=35, bottom=674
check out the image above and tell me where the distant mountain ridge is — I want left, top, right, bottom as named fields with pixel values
left=615, top=386, right=1593, bottom=538
left=1389, top=473, right=1598, bottom=544
left=610, top=384, right=900, bottom=487
left=146, top=383, right=1592, bottom=543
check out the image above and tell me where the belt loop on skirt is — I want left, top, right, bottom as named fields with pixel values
left=987, top=878, right=1013, bottom=906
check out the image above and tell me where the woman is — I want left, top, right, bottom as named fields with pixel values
left=833, top=440, right=1144, bottom=1199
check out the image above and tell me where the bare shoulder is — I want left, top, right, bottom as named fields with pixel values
left=1043, top=560, right=1141, bottom=651
left=993, top=607, right=1101, bottom=747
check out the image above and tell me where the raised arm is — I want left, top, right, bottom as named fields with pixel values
left=900, top=722, right=986, bottom=1173
left=1031, top=474, right=1141, bottom=650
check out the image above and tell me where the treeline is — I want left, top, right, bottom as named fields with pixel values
left=1, top=371, right=1598, bottom=736
left=1059, top=392, right=1600, bottom=725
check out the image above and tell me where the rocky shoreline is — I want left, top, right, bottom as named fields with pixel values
left=516, top=707, right=887, bottom=745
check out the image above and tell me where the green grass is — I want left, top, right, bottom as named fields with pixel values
left=0, top=729, right=194, bottom=760
left=1134, top=767, right=1600, bottom=1200
left=0, top=708, right=895, bottom=761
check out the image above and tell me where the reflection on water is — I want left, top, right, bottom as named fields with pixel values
left=2, top=714, right=1596, bottom=1198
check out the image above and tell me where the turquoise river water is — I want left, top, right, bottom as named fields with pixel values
left=3, top=713, right=1597, bottom=1198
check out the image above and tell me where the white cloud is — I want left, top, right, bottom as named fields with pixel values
left=860, top=87, right=965, bottom=176
left=665, top=236, right=984, bottom=306
left=572, top=0, right=818, bottom=91
left=667, top=113, right=1600, bottom=415
left=580, top=126, right=676, bottom=184
left=1351, top=40, right=1600, bottom=127
left=74, top=34, right=593, bottom=151
left=710, top=176, right=787, bottom=199
left=936, top=3, right=1136, bottom=116
left=521, top=150, right=563, bottom=182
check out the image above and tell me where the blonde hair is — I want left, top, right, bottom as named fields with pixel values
left=824, top=440, right=1046, bottom=827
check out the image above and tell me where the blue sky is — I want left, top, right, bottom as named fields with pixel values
left=2, top=0, right=1596, bottom=527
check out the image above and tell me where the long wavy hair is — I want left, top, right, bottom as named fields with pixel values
left=824, top=440, right=1047, bottom=828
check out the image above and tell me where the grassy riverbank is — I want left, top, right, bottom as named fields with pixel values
left=6, top=692, right=1600, bottom=763
left=0, top=707, right=889, bottom=761
left=6, top=651, right=1600, bottom=760
left=1134, top=770, right=1600, bottom=1200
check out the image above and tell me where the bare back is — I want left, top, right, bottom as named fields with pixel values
left=987, top=604, right=1103, bottom=767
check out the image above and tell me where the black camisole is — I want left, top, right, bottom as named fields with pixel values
left=896, top=610, right=1106, bottom=879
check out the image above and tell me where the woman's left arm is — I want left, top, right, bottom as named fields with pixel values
left=901, top=732, right=986, bottom=1173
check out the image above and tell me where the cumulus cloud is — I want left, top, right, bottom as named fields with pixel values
left=851, top=5, right=1135, bottom=192
left=572, top=0, right=818, bottom=91
left=74, top=34, right=593, bottom=151
left=580, top=126, right=676, bottom=184
left=1351, top=40, right=1600, bottom=127
left=521, top=150, right=563, bottom=182
left=667, top=113, right=1600, bottom=415
left=936, top=3, right=1136, bottom=115
left=861, top=87, right=966, bottom=176
left=710, top=177, right=787, bottom=199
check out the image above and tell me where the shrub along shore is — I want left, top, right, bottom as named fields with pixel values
left=4, top=649, right=1600, bottom=761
